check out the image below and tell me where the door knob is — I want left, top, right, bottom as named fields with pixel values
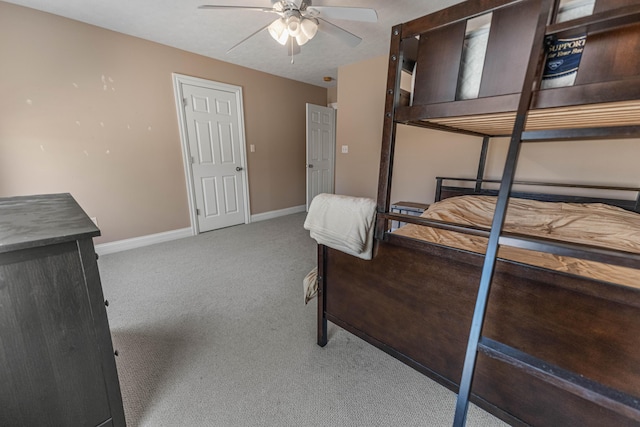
left=308, top=164, right=314, bottom=168
left=236, top=166, right=243, bottom=171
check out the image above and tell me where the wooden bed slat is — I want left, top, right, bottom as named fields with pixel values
left=425, top=100, right=640, bottom=135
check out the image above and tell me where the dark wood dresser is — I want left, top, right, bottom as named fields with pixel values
left=0, top=193, right=126, bottom=426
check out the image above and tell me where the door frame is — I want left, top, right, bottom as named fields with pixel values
left=172, top=73, right=251, bottom=235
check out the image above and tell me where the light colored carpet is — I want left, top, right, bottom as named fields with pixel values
left=98, top=213, right=507, bottom=427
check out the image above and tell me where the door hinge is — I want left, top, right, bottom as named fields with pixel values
left=191, top=156, right=196, bottom=164
left=183, top=97, right=188, bottom=107
left=196, top=208, right=201, bottom=216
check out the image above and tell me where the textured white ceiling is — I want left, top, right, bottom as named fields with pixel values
left=4, top=0, right=462, bottom=88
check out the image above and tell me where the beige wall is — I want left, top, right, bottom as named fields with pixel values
left=334, top=55, right=387, bottom=199
left=485, top=137, right=640, bottom=199
left=335, top=54, right=640, bottom=205
left=390, top=125, right=483, bottom=204
left=334, top=55, right=484, bottom=201
left=327, top=86, right=337, bottom=105
left=0, top=2, right=326, bottom=244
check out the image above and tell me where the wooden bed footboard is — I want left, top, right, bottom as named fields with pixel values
left=317, top=240, right=640, bottom=426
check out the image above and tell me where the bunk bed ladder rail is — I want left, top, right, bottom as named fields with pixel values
left=452, top=0, right=555, bottom=425
left=453, top=1, right=640, bottom=425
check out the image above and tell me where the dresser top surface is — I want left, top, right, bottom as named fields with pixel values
left=0, top=193, right=100, bottom=253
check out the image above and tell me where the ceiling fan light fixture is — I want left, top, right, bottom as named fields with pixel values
left=268, top=13, right=318, bottom=48
left=295, top=32, right=309, bottom=46
left=300, top=18, right=318, bottom=40
left=267, top=18, right=289, bottom=45
left=286, top=15, right=301, bottom=37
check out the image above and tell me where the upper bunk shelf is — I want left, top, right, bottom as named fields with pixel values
left=391, top=0, right=640, bottom=137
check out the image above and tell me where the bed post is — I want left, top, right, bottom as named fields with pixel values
left=475, top=137, right=490, bottom=193
left=435, top=178, right=443, bottom=202
left=317, top=244, right=328, bottom=347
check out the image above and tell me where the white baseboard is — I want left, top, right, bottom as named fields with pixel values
left=95, top=227, right=193, bottom=256
left=251, top=204, right=306, bottom=222
left=96, top=206, right=305, bottom=256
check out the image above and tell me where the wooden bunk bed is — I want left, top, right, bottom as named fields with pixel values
left=315, top=0, right=640, bottom=425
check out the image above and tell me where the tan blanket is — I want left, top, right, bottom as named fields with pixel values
left=304, top=193, right=376, bottom=260
left=303, top=194, right=378, bottom=303
left=393, top=196, right=640, bottom=289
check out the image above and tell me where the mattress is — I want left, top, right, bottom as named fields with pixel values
left=541, top=0, right=595, bottom=89
left=393, top=195, right=640, bottom=289
left=456, top=14, right=491, bottom=100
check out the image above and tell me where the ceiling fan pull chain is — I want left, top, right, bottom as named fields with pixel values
left=290, top=37, right=295, bottom=64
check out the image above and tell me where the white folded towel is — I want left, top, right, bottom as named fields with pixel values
left=303, top=193, right=377, bottom=260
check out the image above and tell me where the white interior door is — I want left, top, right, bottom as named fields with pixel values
left=174, top=75, right=249, bottom=234
left=306, top=103, right=336, bottom=210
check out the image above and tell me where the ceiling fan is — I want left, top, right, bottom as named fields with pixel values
left=198, top=0, right=378, bottom=55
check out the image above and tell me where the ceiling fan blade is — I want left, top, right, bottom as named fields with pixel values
left=226, top=23, right=271, bottom=54
left=198, top=5, right=276, bottom=13
left=307, top=6, right=377, bottom=23
left=318, top=18, right=362, bottom=48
